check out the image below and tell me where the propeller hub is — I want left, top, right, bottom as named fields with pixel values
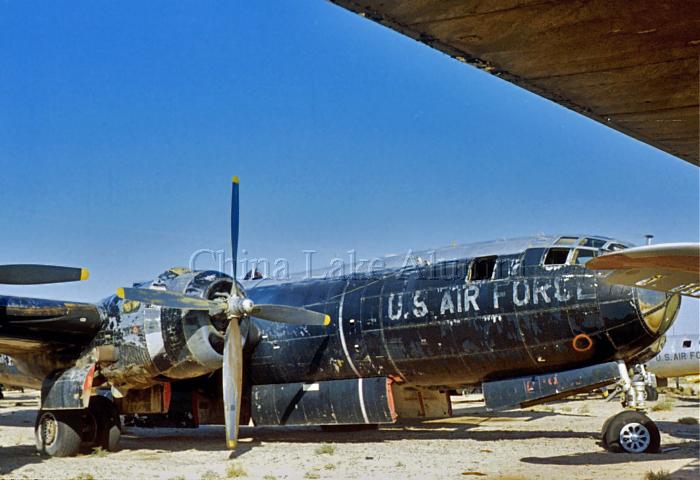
left=226, top=296, right=255, bottom=318
left=241, top=298, right=254, bottom=314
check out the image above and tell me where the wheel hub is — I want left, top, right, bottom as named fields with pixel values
left=619, top=422, right=651, bottom=453
left=40, top=413, right=58, bottom=447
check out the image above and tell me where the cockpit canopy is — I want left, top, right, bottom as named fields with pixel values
left=466, top=235, right=632, bottom=281
left=542, top=236, right=630, bottom=267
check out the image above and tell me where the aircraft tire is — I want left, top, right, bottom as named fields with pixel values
left=603, top=411, right=660, bottom=454
left=35, top=410, right=82, bottom=457
left=600, top=415, right=615, bottom=449
left=645, top=385, right=659, bottom=402
left=88, top=396, right=122, bottom=452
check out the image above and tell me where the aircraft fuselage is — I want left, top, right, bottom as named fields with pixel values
left=646, top=334, right=700, bottom=378
left=247, top=248, right=677, bottom=388
left=0, top=235, right=680, bottom=395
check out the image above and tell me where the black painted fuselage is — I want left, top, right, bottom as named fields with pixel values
left=246, top=236, right=678, bottom=388
left=0, top=235, right=680, bottom=394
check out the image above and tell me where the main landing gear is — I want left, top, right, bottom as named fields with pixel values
left=601, top=361, right=661, bottom=454
left=35, top=396, right=121, bottom=457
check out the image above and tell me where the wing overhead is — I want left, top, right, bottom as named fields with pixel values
left=587, top=243, right=700, bottom=297
left=0, top=296, right=103, bottom=355
left=327, top=1, right=700, bottom=165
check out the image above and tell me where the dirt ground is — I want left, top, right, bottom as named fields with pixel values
left=0, top=390, right=698, bottom=480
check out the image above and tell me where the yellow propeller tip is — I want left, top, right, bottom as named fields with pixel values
left=80, top=268, right=90, bottom=281
left=324, top=315, right=331, bottom=326
left=227, top=440, right=237, bottom=449
left=232, top=175, right=239, bottom=184
left=116, top=288, right=125, bottom=299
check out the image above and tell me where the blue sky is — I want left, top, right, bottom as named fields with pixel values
left=0, top=1, right=697, bottom=331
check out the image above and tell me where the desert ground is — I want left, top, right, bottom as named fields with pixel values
left=1, top=389, right=698, bottom=480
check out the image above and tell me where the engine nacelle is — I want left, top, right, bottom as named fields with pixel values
left=97, top=269, right=233, bottom=390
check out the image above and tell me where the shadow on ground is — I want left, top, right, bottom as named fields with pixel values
left=656, top=420, right=700, bottom=440
left=671, top=458, right=700, bottom=480
left=115, top=420, right=599, bottom=460
left=1, top=403, right=600, bottom=471
left=0, top=445, right=45, bottom=475
left=520, top=440, right=699, bottom=466
left=449, top=405, right=590, bottom=421
left=0, top=397, right=39, bottom=427
left=3, top=393, right=698, bottom=473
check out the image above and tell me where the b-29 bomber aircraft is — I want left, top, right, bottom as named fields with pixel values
left=1, top=178, right=698, bottom=457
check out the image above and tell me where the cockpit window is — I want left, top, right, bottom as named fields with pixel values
left=580, top=238, right=607, bottom=249
left=244, top=269, right=264, bottom=280
left=521, top=248, right=546, bottom=269
left=470, top=256, right=497, bottom=281
left=573, top=248, right=597, bottom=265
left=543, top=248, right=570, bottom=265
left=555, top=236, right=578, bottom=245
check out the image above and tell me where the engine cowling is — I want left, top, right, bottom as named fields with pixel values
left=97, top=269, right=234, bottom=390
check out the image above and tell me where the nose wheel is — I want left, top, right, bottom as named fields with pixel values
left=602, top=410, right=660, bottom=453
left=601, top=361, right=662, bottom=454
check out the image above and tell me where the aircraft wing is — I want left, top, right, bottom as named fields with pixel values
left=0, top=295, right=103, bottom=355
left=328, top=1, right=700, bottom=166
left=587, top=243, right=700, bottom=297
left=0, top=264, right=99, bottom=354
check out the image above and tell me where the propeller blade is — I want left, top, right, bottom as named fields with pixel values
left=252, top=304, right=331, bottom=326
left=231, top=176, right=240, bottom=281
left=0, top=264, right=89, bottom=285
left=223, top=320, right=243, bottom=449
left=116, top=287, right=225, bottom=314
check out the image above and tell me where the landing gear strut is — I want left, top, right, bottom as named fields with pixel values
left=637, top=364, right=660, bottom=402
left=35, top=396, right=122, bottom=457
left=601, top=361, right=661, bottom=454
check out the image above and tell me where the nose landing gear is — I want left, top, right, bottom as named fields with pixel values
left=601, top=410, right=660, bottom=453
left=601, top=361, right=661, bottom=454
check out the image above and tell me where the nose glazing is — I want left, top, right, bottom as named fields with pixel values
left=635, top=288, right=680, bottom=335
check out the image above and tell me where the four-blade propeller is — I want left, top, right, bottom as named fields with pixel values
left=116, top=176, right=330, bottom=449
left=0, top=264, right=89, bottom=285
